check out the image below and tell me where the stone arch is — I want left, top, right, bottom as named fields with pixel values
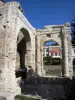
left=16, top=28, right=31, bottom=70
left=43, top=39, right=62, bottom=57
left=14, top=27, right=33, bottom=95
left=44, top=39, right=60, bottom=46
left=42, top=39, right=62, bottom=76
left=43, top=39, right=61, bottom=55
left=42, top=39, right=61, bottom=48
left=36, top=33, right=62, bottom=76
left=0, top=25, right=33, bottom=96
left=41, top=39, right=61, bottom=63
left=17, top=26, right=32, bottom=42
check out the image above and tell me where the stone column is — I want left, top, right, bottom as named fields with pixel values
left=40, top=45, right=45, bottom=76
left=36, top=35, right=42, bottom=76
left=0, top=28, right=18, bottom=100
left=62, top=23, right=72, bottom=77
left=0, top=4, right=21, bottom=99
left=29, top=35, right=35, bottom=71
left=66, top=23, right=73, bottom=77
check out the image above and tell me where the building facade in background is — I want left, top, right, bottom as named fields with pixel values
left=43, top=45, right=61, bottom=58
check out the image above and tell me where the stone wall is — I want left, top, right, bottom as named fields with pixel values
left=44, top=65, right=62, bottom=76
left=0, top=1, right=36, bottom=100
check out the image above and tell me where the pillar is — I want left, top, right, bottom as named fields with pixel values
left=36, top=35, right=42, bottom=75
left=62, top=23, right=73, bottom=77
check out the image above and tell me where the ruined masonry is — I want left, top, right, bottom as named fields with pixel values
left=0, top=1, right=73, bottom=100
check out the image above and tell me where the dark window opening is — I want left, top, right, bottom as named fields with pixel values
left=46, top=34, right=51, bottom=37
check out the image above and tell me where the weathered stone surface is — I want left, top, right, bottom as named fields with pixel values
left=0, top=1, right=35, bottom=99
left=36, top=23, right=72, bottom=77
left=0, top=97, right=6, bottom=100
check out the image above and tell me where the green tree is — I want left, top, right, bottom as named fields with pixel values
left=43, top=56, right=52, bottom=65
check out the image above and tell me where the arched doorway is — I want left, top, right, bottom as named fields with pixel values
left=43, top=40, right=62, bottom=76
left=16, top=28, right=31, bottom=80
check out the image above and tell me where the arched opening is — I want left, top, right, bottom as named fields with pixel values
left=43, top=40, right=62, bottom=76
left=16, top=28, right=31, bottom=80
left=73, top=58, right=75, bottom=76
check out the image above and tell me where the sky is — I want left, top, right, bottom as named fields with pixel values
left=44, top=41, right=56, bottom=46
left=5, top=0, right=75, bottom=29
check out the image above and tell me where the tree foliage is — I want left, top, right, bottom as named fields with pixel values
left=43, top=56, right=61, bottom=65
left=43, top=56, right=52, bottom=65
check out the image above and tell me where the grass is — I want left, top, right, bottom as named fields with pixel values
left=15, top=95, right=40, bottom=100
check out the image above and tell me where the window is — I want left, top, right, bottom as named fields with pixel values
left=46, top=34, right=51, bottom=37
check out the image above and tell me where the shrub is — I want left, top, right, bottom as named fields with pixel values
left=43, top=56, right=61, bottom=65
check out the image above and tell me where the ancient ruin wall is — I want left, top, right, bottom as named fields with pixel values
left=0, top=1, right=36, bottom=99
left=36, top=23, right=73, bottom=77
